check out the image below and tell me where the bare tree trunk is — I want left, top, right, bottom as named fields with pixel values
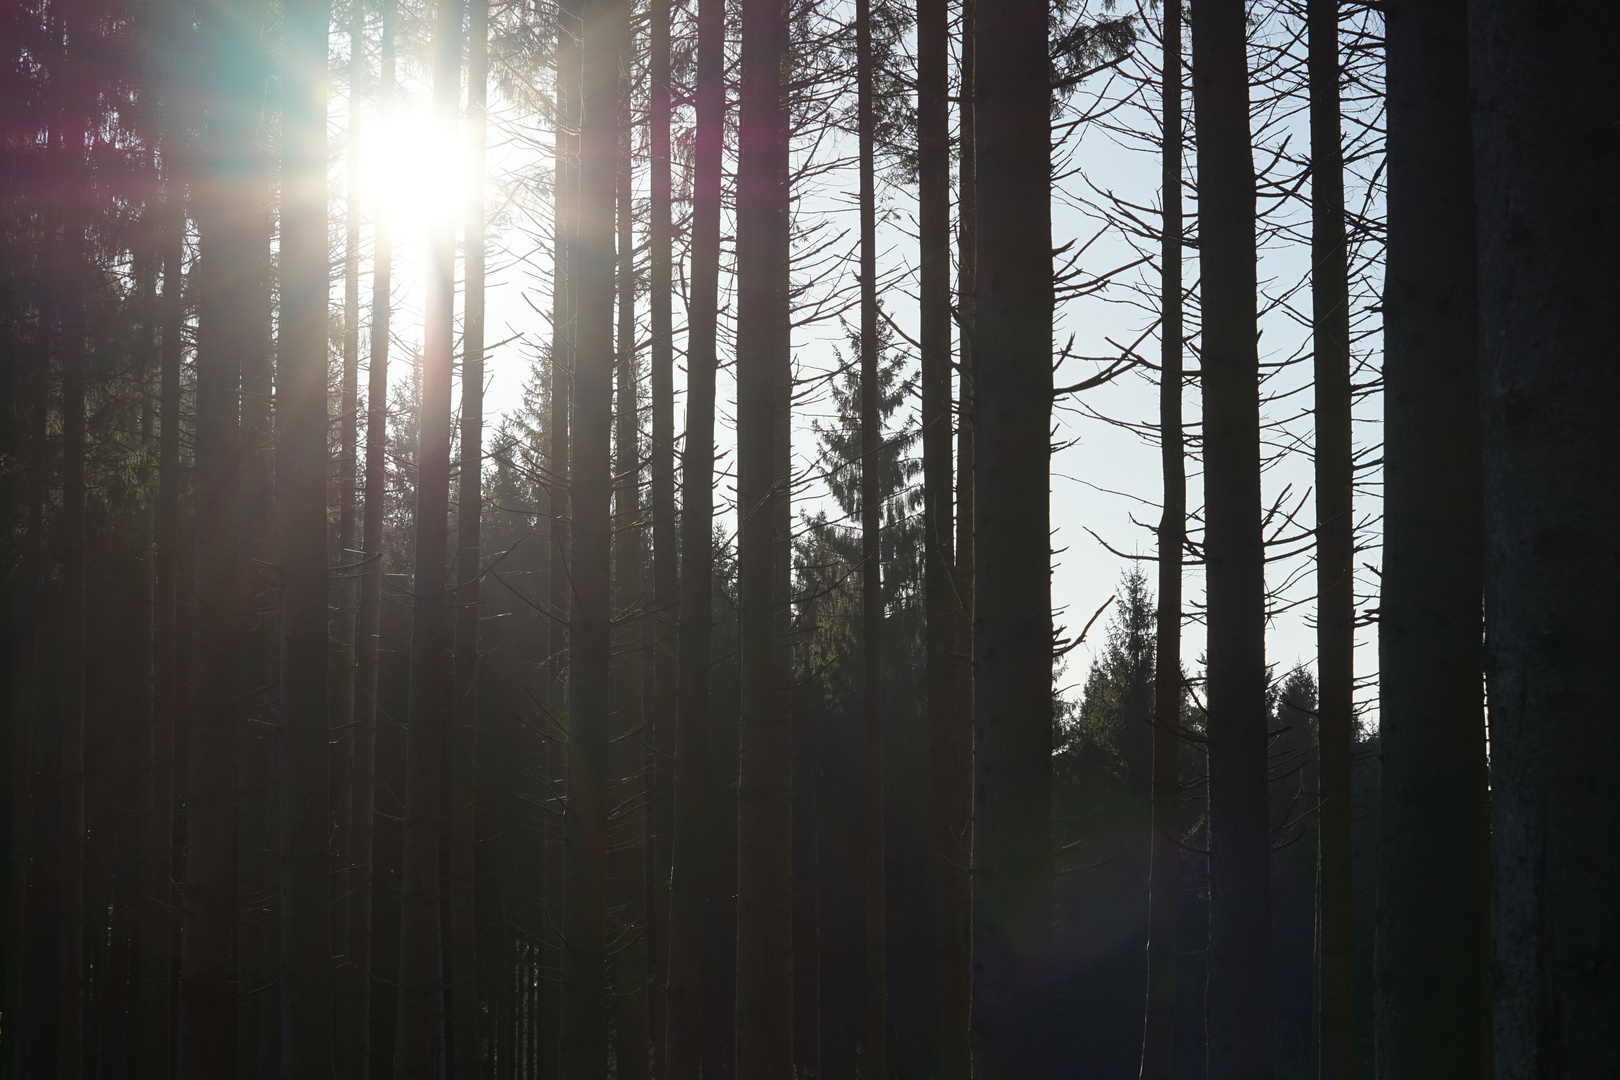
left=969, top=2, right=1053, bottom=1076
left=612, top=96, right=653, bottom=1080
left=735, top=0, right=793, bottom=1073
left=1140, top=8, right=1183, bottom=1079
left=1189, top=2, right=1270, bottom=1077
left=1306, top=0, right=1354, bottom=1074
left=943, top=4, right=975, bottom=1074
left=346, top=8, right=396, bottom=1077
left=559, top=1, right=624, bottom=1076
left=1376, top=2, right=1488, bottom=1077
left=395, top=1, right=462, bottom=1075
left=663, top=0, right=724, bottom=1071
left=646, top=1, right=678, bottom=1065
left=854, top=2, right=886, bottom=1076
left=1473, top=2, right=1618, bottom=1073
left=449, top=2, right=489, bottom=1073
left=278, top=0, right=335, bottom=1070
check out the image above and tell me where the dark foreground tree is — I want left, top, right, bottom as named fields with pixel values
left=1376, top=1, right=1488, bottom=1077
left=969, top=1, right=1055, bottom=1076
left=1472, top=0, right=1619, bottom=1073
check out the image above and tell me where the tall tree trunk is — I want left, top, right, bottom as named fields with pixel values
left=1188, top=2, right=1270, bottom=1077
left=1376, top=3, right=1487, bottom=1077
left=663, top=0, right=724, bottom=1071
left=278, top=0, right=335, bottom=1069
left=347, top=6, right=396, bottom=1077
left=395, top=0, right=462, bottom=1074
left=1473, top=1, right=1618, bottom=1073
left=177, top=8, right=258, bottom=1064
left=144, top=65, right=186, bottom=1080
left=943, top=4, right=975, bottom=1074
left=559, top=0, right=624, bottom=1075
left=450, top=1, right=489, bottom=1073
left=969, top=1, right=1053, bottom=1076
left=1140, top=7, right=1183, bottom=1079
left=914, top=0, right=957, bottom=1074
left=646, top=1, right=678, bottom=1065
left=854, top=3, right=886, bottom=1076
left=1306, top=0, right=1354, bottom=1074
left=612, top=97, right=653, bottom=1080
left=735, top=0, right=793, bottom=1073
left=55, top=108, right=89, bottom=1080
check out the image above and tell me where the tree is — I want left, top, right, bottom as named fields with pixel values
left=1376, top=2, right=1488, bottom=1076
left=1189, top=1, right=1271, bottom=1076
left=1472, top=0, right=1618, bottom=1073
left=969, top=0, right=1055, bottom=1075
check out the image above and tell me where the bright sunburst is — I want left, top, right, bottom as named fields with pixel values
left=357, top=105, right=466, bottom=233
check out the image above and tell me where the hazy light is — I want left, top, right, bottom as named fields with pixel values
left=359, top=106, right=465, bottom=236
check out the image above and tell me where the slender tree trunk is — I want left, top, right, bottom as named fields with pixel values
left=646, top=2, right=679, bottom=1065
left=56, top=109, right=89, bottom=1080
left=854, top=4, right=887, bottom=1076
left=1376, top=3, right=1487, bottom=1076
left=1140, top=8, right=1183, bottom=1079
left=395, top=1, right=462, bottom=1075
left=1472, top=2, right=1618, bottom=1073
left=735, top=0, right=793, bottom=1073
left=1306, top=0, right=1354, bottom=1074
left=347, top=8, right=396, bottom=1078
left=449, top=2, right=489, bottom=1073
left=1189, top=2, right=1270, bottom=1077
left=612, top=98, right=654, bottom=1080
left=969, top=2, right=1053, bottom=1076
left=144, top=75, right=186, bottom=1080
left=943, top=4, right=975, bottom=1074
left=559, top=1, right=624, bottom=1076
left=278, top=0, right=335, bottom=1069
left=664, top=0, right=724, bottom=1071
left=914, top=0, right=956, bottom=1075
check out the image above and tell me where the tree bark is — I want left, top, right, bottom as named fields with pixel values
left=1140, top=7, right=1183, bottom=1078
left=663, top=0, right=724, bottom=1070
left=559, top=0, right=624, bottom=1076
left=1188, top=2, right=1270, bottom=1076
left=1471, top=0, right=1618, bottom=1073
left=449, top=1, right=489, bottom=1073
left=279, top=0, right=335, bottom=1070
left=969, top=1, right=1054, bottom=1076
left=394, top=0, right=462, bottom=1074
left=1307, top=0, right=1354, bottom=1073
left=735, top=0, right=794, bottom=1073
left=1375, top=4, right=1488, bottom=1078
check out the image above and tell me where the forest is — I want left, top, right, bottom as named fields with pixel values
left=0, top=0, right=1612, bottom=1077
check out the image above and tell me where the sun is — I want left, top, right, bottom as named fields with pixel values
left=357, top=105, right=466, bottom=233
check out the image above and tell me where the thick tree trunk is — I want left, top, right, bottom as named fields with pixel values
left=646, top=1, right=678, bottom=1066
left=1140, top=8, right=1183, bottom=1078
left=395, top=1, right=462, bottom=1075
left=854, top=2, right=886, bottom=1076
left=1306, top=0, right=1354, bottom=1074
left=1188, top=2, right=1270, bottom=1076
left=663, top=0, right=723, bottom=1071
left=1471, top=0, right=1617, bottom=1073
left=559, top=1, right=624, bottom=1076
left=735, top=0, right=793, bottom=1074
left=279, top=0, right=335, bottom=1070
left=178, top=8, right=264, bottom=1067
left=346, top=8, right=396, bottom=1078
left=449, top=2, right=489, bottom=1074
left=611, top=62, right=654, bottom=1080
left=1375, top=4, right=1488, bottom=1078
left=969, top=2, right=1054, bottom=1076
